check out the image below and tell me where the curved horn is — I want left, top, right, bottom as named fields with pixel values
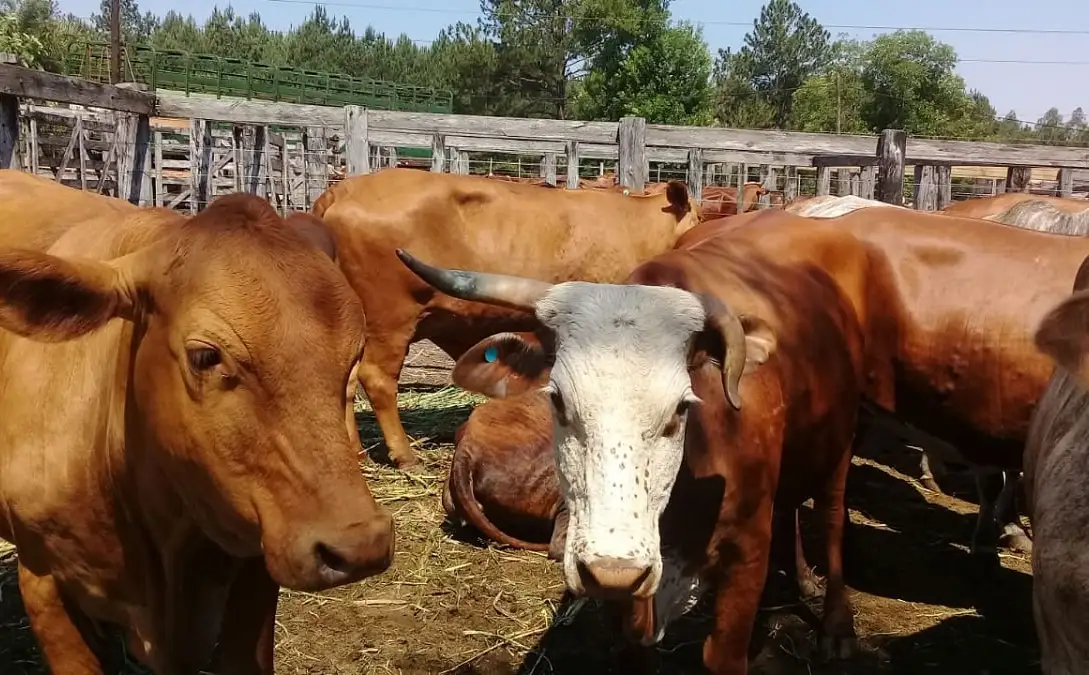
left=396, top=249, right=552, bottom=312
left=697, top=294, right=748, bottom=411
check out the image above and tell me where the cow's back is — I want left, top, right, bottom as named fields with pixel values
left=315, top=168, right=682, bottom=284
left=0, top=169, right=140, bottom=251
left=827, top=207, right=1089, bottom=463
left=942, top=193, right=1088, bottom=218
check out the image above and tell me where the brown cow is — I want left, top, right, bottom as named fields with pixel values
left=942, top=192, right=1089, bottom=219
left=0, top=171, right=394, bottom=674
left=312, top=167, right=700, bottom=470
left=702, top=205, right=1089, bottom=564
left=397, top=219, right=868, bottom=672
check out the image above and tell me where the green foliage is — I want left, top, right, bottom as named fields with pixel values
left=714, top=0, right=831, bottom=128
left=4, top=0, right=1085, bottom=146
left=570, top=20, right=713, bottom=124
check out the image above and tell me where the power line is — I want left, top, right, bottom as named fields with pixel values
left=264, top=0, right=1089, bottom=36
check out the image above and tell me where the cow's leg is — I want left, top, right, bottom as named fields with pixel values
left=792, top=508, right=821, bottom=599
left=996, top=470, right=1033, bottom=553
left=918, top=447, right=946, bottom=494
left=357, top=319, right=419, bottom=470
left=970, top=467, right=1005, bottom=573
left=702, top=511, right=773, bottom=675
left=214, top=558, right=279, bottom=675
left=18, top=562, right=105, bottom=675
left=815, top=446, right=856, bottom=661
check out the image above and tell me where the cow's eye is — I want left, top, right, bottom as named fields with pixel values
left=186, top=344, right=222, bottom=372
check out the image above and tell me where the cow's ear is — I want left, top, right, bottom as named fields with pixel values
left=452, top=332, right=552, bottom=398
left=0, top=248, right=148, bottom=342
left=1036, top=290, right=1089, bottom=386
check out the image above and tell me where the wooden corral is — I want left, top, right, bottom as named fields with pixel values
left=2, top=63, right=1088, bottom=218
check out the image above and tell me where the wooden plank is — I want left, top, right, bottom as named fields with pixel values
left=248, top=126, right=268, bottom=197
left=1059, top=168, right=1075, bottom=198
left=53, top=114, right=80, bottom=183
left=344, top=105, right=369, bottom=176
left=367, top=109, right=618, bottom=145
left=759, top=165, right=773, bottom=209
left=566, top=141, right=580, bottom=189
left=687, top=148, right=703, bottom=202
left=451, top=149, right=469, bottom=175
left=849, top=172, right=860, bottom=197
left=232, top=126, right=245, bottom=194
left=784, top=166, right=797, bottom=202
left=836, top=168, right=850, bottom=197
left=860, top=166, right=876, bottom=200
left=190, top=119, right=212, bottom=213
left=77, top=116, right=87, bottom=191
left=817, top=166, right=831, bottom=196
left=812, top=155, right=880, bottom=168
left=115, top=112, right=151, bottom=205
left=431, top=134, right=445, bottom=173
left=914, top=165, right=938, bottom=211
left=617, top=116, right=647, bottom=192
left=1006, top=166, right=1031, bottom=193
left=876, top=129, right=907, bottom=205
left=541, top=152, right=557, bottom=186
left=153, top=129, right=163, bottom=206
left=157, top=90, right=340, bottom=127
left=936, top=165, right=952, bottom=209
left=0, top=64, right=155, bottom=115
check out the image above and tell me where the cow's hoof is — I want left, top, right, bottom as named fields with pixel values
left=919, top=476, right=944, bottom=494
left=819, top=634, right=856, bottom=661
left=1001, top=533, right=1033, bottom=555
left=394, top=458, right=425, bottom=474
left=798, top=569, right=822, bottom=600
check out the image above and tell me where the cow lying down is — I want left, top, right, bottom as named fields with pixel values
left=401, top=221, right=868, bottom=672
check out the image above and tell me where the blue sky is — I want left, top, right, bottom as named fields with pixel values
left=57, top=0, right=1088, bottom=123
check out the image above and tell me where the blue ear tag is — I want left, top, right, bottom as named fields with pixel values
left=484, top=346, right=499, bottom=363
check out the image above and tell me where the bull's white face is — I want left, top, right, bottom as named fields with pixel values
left=534, top=282, right=706, bottom=599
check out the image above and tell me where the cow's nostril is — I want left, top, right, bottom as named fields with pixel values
left=315, top=542, right=351, bottom=575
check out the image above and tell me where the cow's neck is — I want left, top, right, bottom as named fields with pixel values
left=113, top=325, right=244, bottom=670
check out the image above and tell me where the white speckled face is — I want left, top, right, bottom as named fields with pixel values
left=534, top=282, right=706, bottom=599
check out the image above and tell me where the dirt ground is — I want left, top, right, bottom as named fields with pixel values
left=0, top=349, right=1039, bottom=674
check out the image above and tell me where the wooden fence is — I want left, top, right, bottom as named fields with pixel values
left=3, top=62, right=1089, bottom=214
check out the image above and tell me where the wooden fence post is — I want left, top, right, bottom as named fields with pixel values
left=936, top=165, right=951, bottom=209
left=1006, top=166, right=1031, bottom=193
left=189, top=118, right=212, bottom=214
left=836, top=168, right=850, bottom=196
left=860, top=166, right=876, bottom=199
left=344, top=105, right=370, bottom=176
left=783, top=166, right=797, bottom=202
left=430, top=134, right=445, bottom=173
left=875, top=129, right=907, bottom=205
left=232, top=125, right=246, bottom=194
left=566, top=141, right=580, bottom=188
left=617, top=116, right=647, bottom=192
left=1, top=92, right=18, bottom=170
left=759, top=165, right=774, bottom=209
left=115, top=111, right=151, bottom=205
left=687, top=148, right=703, bottom=202
left=914, top=164, right=938, bottom=211
left=541, top=152, right=557, bottom=185
left=1058, top=168, right=1074, bottom=198
left=236, top=125, right=267, bottom=196
left=816, top=165, right=831, bottom=196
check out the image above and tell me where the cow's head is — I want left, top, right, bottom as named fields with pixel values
left=0, top=195, right=393, bottom=592
left=397, top=250, right=775, bottom=600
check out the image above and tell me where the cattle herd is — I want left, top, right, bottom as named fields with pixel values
left=1, top=164, right=1089, bottom=674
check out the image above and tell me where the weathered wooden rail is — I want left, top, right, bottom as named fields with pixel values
left=2, top=63, right=1088, bottom=215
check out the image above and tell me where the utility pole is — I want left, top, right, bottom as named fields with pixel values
left=109, top=0, right=121, bottom=84
left=836, top=71, right=842, bottom=134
